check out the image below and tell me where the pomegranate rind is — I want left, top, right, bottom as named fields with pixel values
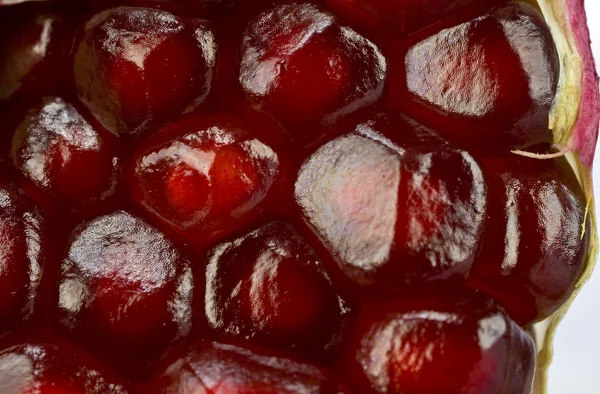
left=541, top=0, right=600, bottom=165
left=534, top=0, right=599, bottom=393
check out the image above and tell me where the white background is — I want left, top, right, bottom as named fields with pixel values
left=548, top=2, right=600, bottom=393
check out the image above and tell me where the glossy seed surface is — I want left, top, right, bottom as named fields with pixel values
left=0, top=1, right=581, bottom=393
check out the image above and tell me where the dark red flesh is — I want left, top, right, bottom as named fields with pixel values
left=130, top=112, right=285, bottom=247
left=344, top=285, right=536, bottom=394
left=0, top=343, right=127, bottom=393
left=0, top=8, right=74, bottom=102
left=87, top=0, right=231, bottom=17
left=57, top=211, right=194, bottom=376
left=204, top=221, right=348, bottom=359
left=73, top=7, right=216, bottom=137
left=295, top=113, right=487, bottom=292
left=11, top=97, right=121, bottom=217
left=326, top=0, right=508, bottom=38
left=467, top=154, right=590, bottom=324
left=148, top=341, right=351, bottom=394
left=0, top=1, right=588, bottom=393
left=387, top=2, right=560, bottom=152
left=0, top=179, right=45, bottom=333
left=239, top=2, right=387, bottom=142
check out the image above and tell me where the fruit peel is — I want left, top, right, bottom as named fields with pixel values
left=564, top=3, right=600, bottom=166
left=534, top=0, right=599, bottom=393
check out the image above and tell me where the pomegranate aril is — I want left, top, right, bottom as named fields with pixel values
left=389, top=2, right=559, bottom=152
left=295, top=113, right=487, bottom=292
left=0, top=343, right=128, bottom=393
left=150, top=341, right=351, bottom=393
left=0, top=179, right=45, bottom=333
left=240, top=2, right=387, bottom=142
left=327, top=0, right=508, bottom=38
left=131, top=113, right=284, bottom=247
left=73, top=7, right=216, bottom=136
left=344, top=286, right=536, bottom=394
left=467, top=154, right=589, bottom=324
left=0, top=8, right=74, bottom=102
left=0, top=0, right=588, bottom=390
left=205, top=221, right=348, bottom=358
left=57, top=211, right=194, bottom=375
left=87, top=0, right=231, bottom=16
left=11, top=97, right=121, bottom=217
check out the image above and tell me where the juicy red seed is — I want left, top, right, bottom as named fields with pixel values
left=73, top=7, right=216, bottom=136
left=150, top=341, right=352, bottom=393
left=240, top=3, right=387, bottom=142
left=0, top=9, right=74, bottom=102
left=11, top=97, right=120, bottom=216
left=87, top=0, right=231, bottom=17
left=0, top=0, right=586, bottom=390
left=57, top=211, right=193, bottom=375
left=343, top=286, right=536, bottom=394
left=295, top=113, right=487, bottom=292
left=327, top=0, right=507, bottom=38
left=165, top=164, right=211, bottom=218
left=205, top=221, right=348, bottom=358
left=131, top=113, right=283, bottom=247
left=0, top=343, right=128, bottom=394
left=467, top=154, right=589, bottom=324
left=388, top=2, right=559, bottom=152
left=0, top=179, right=45, bottom=332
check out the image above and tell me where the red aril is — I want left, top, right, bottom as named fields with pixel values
left=73, top=7, right=216, bottom=136
left=240, top=3, right=387, bottom=142
left=0, top=179, right=45, bottom=333
left=327, top=0, right=507, bottom=38
left=57, top=211, right=194, bottom=375
left=87, top=0, right=231, bottom=17
left=11, top=97, right=121, bottom=218
left=0, top=343, right=128, bottom=393
left=343, top=286, right=536, bottom=394
left=467, top=154, right=590, bottom=324
left=0, top=8, right=74, bottom=102
left=204, top=221, right=348, bottom=359
left=295, top=113, right=487, bottom=292
left=131, top=113, right=284, bottom=247
left=149, top=341, right=351, bottom=393
left=388, top=2, right=559, bottom=152
left=0, top=1, right=597, bottom=393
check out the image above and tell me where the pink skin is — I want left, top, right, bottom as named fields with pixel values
left=239, top=3, right=387, bottom=142
left=343, top=286, right=536, bottom=394
left=131, top=113, right=285, bottom=248
left=57, top=211, right=194, bottom=376
left=295, top=113, right=487, bottom=293
left=0, top=343, right=128, bottom=393
left=11, top=97, right=121, bottom=218
left=73, top=7, right=216, bottom=136
left=149, top=342, right=352, bottom=394
left=204, top=221, right=348, bottom=359
left=566, top=0, right=600, bottom=167
left=0, top=179, right=45, bottom=333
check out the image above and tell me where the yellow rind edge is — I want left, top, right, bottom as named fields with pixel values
left=533, top=0, right=598, bottom=393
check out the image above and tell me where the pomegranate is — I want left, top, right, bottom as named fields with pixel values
left=0, top=343, right=128, bottom=393
left=0, top=0, right=597, bottom=393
